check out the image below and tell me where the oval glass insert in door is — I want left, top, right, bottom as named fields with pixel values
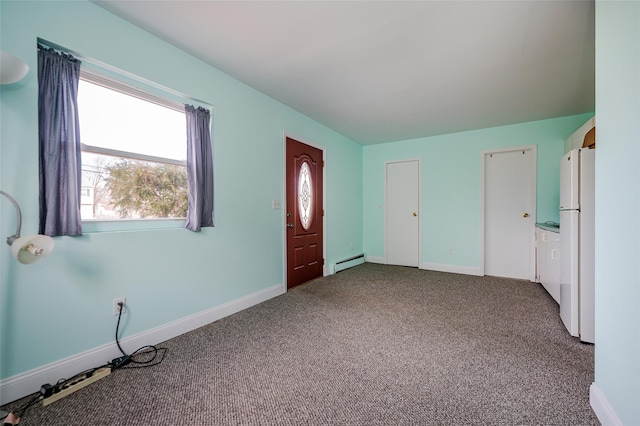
left=298, top=161, right=313, bottom=230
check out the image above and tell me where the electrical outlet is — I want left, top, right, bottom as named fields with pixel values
left=113, top=297, right=126, bottom=316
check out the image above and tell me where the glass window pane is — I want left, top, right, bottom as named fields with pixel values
left=78, top=80, right=186, bottom=161
left=81, top=152, right=187, bottom=220
left=298, top=161, right=313, bottom=230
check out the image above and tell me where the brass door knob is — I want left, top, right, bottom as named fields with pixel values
left=523, top=213, right=529, bottom=218
left=286, top=223, right=294, bottom=228
left=412, top=212, right=417, bottom=217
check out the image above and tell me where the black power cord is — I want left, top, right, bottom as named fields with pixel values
left=3, top=392, right=40, bottom=424
left=111, top=302, right=167, bottom=371
left=2, top=365, right=113, bottom=423
left=3, top=302, right=167, bottom=424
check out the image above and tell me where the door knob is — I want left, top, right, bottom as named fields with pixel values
left=523, top=213, right=529, bottom=218
left=286, top=223, right=294, bottom=228
left=412, top=212, right=417, bottom=217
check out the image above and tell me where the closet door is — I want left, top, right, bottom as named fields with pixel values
left=484, top=148, right=535, bottom=280
left=386, top=160, right=420, bottom=267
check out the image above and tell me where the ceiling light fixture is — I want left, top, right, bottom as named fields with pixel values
left=0, top=190, right=54, bottom=264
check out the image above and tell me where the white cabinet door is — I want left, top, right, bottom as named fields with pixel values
left=536, top=228, right=547, bottom=284
left=536, top=227, right=561, bottom=304
left=546, top=232, right=561, bottom=304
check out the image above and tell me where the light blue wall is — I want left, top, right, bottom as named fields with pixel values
left=5, top=3, right=632, bottom=420
left=0, top=1, right=363, bottom=380
left=594, top=1, right=640, bottom=424
left=363, top=114, right=593, bottom=268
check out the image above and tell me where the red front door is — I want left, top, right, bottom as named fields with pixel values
left=286, top=137, right=324, bottom=289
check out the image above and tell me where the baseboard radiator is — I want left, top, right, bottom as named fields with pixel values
left=334, top=254, right=365, bottom=273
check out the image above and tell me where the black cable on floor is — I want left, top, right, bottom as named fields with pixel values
left=16, top=393, right=41, bottom=419
left=3, top=303, right=168, bottom=424
left=112, top=303, right=167, bottom=370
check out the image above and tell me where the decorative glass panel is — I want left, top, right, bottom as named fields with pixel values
left=298, top=161, right=313, bottom=230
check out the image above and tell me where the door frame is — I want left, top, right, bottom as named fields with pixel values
left=384, top=158, right=422, bottom=267
left=480, top=145, right=537, bottom=281
left=282, top=131, right=327, bottom=289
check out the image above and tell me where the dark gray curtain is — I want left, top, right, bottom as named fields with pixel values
left=185, top=105, right=213, bottom=231
left=38, top=46, right=82, bottom=236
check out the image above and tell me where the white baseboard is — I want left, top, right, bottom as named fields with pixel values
left=590, top=383, right=623, bottom=426
left=0, top=283, right=285, bottom=406
left=365, top=256, right=385, bottom=264
left=420, top=262, right=482, bottom=276
left=363, top=258, right=482, bottom=277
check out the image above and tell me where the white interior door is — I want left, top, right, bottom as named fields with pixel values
left=386, top=160, right=420, bottom=267
left=484, top=148, right=535, bottom=280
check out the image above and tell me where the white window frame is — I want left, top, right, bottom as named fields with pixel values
left=78, top=69, right=189, bottom=232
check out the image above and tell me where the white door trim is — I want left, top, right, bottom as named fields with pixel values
left=384, top=158, right=422, bottom=266
left=282, top=132, right=328, bottom=284
left=480, top=145, right=537, bottom=281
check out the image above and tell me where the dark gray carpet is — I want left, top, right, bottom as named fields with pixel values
left=3, top=263, right=599, bottom=425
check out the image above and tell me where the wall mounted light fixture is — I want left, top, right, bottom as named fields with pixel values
left=0, top=191, right=54, bottom=264
left=0, top=50, right=29, bottom=84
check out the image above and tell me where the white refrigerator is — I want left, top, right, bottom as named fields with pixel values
left=559, top=148, right=595, bottom=343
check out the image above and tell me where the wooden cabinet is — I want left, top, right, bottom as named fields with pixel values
left=536, top=227, right=561, bottom=304
left=565, top=116, right=595, bottom=153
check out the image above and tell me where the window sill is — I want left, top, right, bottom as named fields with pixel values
left=82, top=218, right=186, bottom=233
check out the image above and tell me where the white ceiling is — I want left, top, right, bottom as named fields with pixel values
left=92, top=0, right=595, bottom=145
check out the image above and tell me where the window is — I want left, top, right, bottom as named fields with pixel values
left=77, top=71, right=188, bottom=222
left=298, top=161, right=313, bottom=230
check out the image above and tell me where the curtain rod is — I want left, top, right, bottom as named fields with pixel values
left=37, top=38, right=212, bottom=111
